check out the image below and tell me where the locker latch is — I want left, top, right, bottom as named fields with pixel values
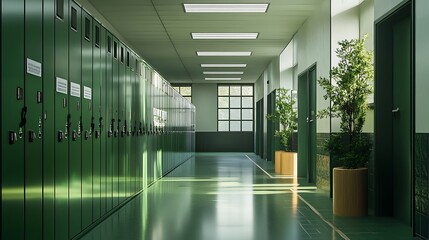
left=37, top=91, right=43, bottom=103
left=58, top=130, right=64, bottom=142
left=72, top=130, right=77, bottom=141
left=84, top=130, right=89, bottom=140
left=95, top=131, right=100, bottom=139
left=29, top=130, right=36, bottom=143
left=9, top=131, right=18, bottom=144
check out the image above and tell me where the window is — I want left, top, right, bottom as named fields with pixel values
left=172, top=85, right=192, bottom=102
left=71, top=7, right=77, bottom=31
left=95, top=26, right=100, bottom=47
left=218, top=84, right=253, bottom=132
left=113, top=41, right=118, bottom=58
left=120, top=47, right=124, bottom=63
left=84, top=17, right=91, bottom=40
left=56, top=0, right=64, bottom=19
left=107, top=36, right=112, bottom=53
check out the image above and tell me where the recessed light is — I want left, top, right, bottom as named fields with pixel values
left=205, top=77, right=241, bottom=81
left=201, top=64, right=247, bottom=68
left=184, top=4, right=269, bottom=13
left=203, top=71, right=244, bottom=75
left=197, top=51, right=252, bottom=57
left=192, top=33, right=259, bottom=40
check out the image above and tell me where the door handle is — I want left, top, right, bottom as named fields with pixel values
left=392, top=108, right=400, bottom=113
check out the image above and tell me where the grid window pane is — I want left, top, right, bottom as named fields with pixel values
left=230, top=86, right=241, bottom=96
left=218, top=86, right=229, bottom=96
left=242, top=109, right=253, bottom=120
left=242, top=86, right=253, bottom=96
left=230, top=97, right=241, bottom=108
left=218, top=97, right=229, bottom=108
left=218, top=109, right=229, bottom=120
left=230, top=121, right=241, bottom=131
left=173, top=86, right=180, bottom=92
left=181, top=87, right=191, bottom=96
left=185, top=96, right=192, bottom=102
left=242, top=97, right=253, bottom=108
left=242, top=121, right=253, bottom=131
left=230, top=109, right=241, bottom=120
left=218, top=121, right=229, bottom=131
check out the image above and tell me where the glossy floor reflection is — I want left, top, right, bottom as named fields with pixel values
left=80, top=153, right=413, bottom=240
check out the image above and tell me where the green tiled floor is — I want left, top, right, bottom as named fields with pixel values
left=80, top=153, right=413, bottom=240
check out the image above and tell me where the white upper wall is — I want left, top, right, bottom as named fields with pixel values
left=295, top=0, right=331, bottom=133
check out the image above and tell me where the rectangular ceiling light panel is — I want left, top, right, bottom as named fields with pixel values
left=197, top=51, right=252, bottom=57
left=184, top=4, right=269, bottom=13
left=203, top=71, right=244, bottom=75
left=205, top=77, right=241, bottom=81
left=201, top=64, right=247, bottom=68
left=192, top=33, right=258, bottom=40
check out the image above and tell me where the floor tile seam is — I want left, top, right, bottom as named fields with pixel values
left=244, top=154, right=293, bottom=179
left=243, top=154, right=350, bottom=240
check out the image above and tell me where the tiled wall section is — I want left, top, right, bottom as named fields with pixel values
left=415, top=133, right=429, bottom=239
left=316, top=133, right=330, bottom=191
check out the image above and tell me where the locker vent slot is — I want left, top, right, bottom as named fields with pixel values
left=71, top=7, right=77, bottom=31
left=56, top=0, right=64, bottom=19
left=108, top=36, right=112, bottom=53
left=95, top=26, right=100, bottom=48
left=85, top=17, right=91, bottom=41
left=114, top=41, right=118, bottom=58
left=127, top=52, right=130, bottom=67
left=120, top=47, right=124, bottom=63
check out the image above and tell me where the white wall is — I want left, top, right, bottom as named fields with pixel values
left=416, top=0, right=429, bottom=133
left=295, top=0, right=331, bottom=133
left=192, top=83, right=218, bottom=132
left=374, top=0, right=408, bottom=21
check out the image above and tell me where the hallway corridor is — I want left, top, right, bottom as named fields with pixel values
left=80, top=153, right=413, bottom=240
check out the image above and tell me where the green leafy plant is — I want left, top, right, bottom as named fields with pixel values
left=318, top=36, right=373, bottom=169
left=266, top=88, right=298, bottom=152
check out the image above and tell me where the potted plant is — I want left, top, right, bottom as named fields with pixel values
left=266, top=88, right=297, bottom=175
left=318, top=36, right=373, bottom=216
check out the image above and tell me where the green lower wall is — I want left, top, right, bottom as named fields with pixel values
left=415, top=133, right=429, bottom=239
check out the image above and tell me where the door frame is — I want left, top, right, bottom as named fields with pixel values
left=374, top=0, right=415, bottom=225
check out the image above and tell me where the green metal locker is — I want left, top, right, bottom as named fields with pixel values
left=91, top=20, right=102, bottom=221
left=68, top=2, right=82, bottom=237
left=1, top=0, right=25, bottom=239
left=112, top=37, right=119, bottom=207
left=42, top=0, right=56, bottom=239
left=118, top=43, right=126, bottom=203
left=81, top=10, right=93, bottom=229
left=54, top=0, right=70, bottom=238
left=105, top=32, right=114, bottom=211
left=125, top=48, right=131, bottom=198
left=24, top=0, right=44, bottom=238
left=98, top=23, right=107, bottom=217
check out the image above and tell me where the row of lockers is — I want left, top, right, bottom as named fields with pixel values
left=1, top=0, right=195, bottom=240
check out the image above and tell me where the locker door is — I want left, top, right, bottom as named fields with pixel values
left=125, top=49, right=131, bottom=198
left=42, top=0, right=56, bottom=239
left=91, top=20, right=102, bottom=222
left=112, top=38, right=119, bottom=207
left=1, top=0, right=25, bottom=239
left=81, top=11, right=93, bottom=229
left=68, top=2, right=82, bottom=237
left=141, top=64, right=148, bottom=190
left=54, top=0, right=70, bottom=239
left=131, top=54, right=138, bottom=194
left=105, top=33, right=114, bottom=211
left=24, top=0, right=44, bottom=239
left=98, top=24, right=107, bottom=216
left=118, top=43, right=126, bottom=203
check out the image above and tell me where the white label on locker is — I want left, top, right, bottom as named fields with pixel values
left=84, top=86, right=92, bottom=100
left=70, top=82, right=81, bottom=97
left=56, top=77, right=68, bottom=94
left=27, top=58, right=42, bottom=77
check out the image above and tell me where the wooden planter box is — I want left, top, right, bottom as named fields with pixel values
left=333, top=167, right=368, bottom=216
left=280, top=152, right=296, bottom=176
left=275, top=151, right=285, bottom=174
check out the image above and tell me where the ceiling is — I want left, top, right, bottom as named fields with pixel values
left=86, top=0, right=320, bottom=83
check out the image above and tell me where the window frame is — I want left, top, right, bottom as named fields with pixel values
left=172, top=84, right=192, bottom=103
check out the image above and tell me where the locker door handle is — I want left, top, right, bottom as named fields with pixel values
left=9, top=131, right=18, bottom=144
left=29, top=130, right=36, bottom=143
left=392, top=108, right=400, bottom=113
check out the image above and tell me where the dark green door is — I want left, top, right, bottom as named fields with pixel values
left=298, top=65, right=317, bottom=182
left=267, top=90, right=277, bottom=162
left=392, top=15, right=411, bottom=224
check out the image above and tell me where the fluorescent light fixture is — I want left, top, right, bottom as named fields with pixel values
left=203, top=71, right=244, bottom=75
left=197, top=51, right=252, bottom=57
left=184, top=4, right=269, bottom=13
left=192, top=33, right=258, bottom=40
left=201, top=64, right=247, bottom=68
left=205, top=77, right=241, bottom=81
